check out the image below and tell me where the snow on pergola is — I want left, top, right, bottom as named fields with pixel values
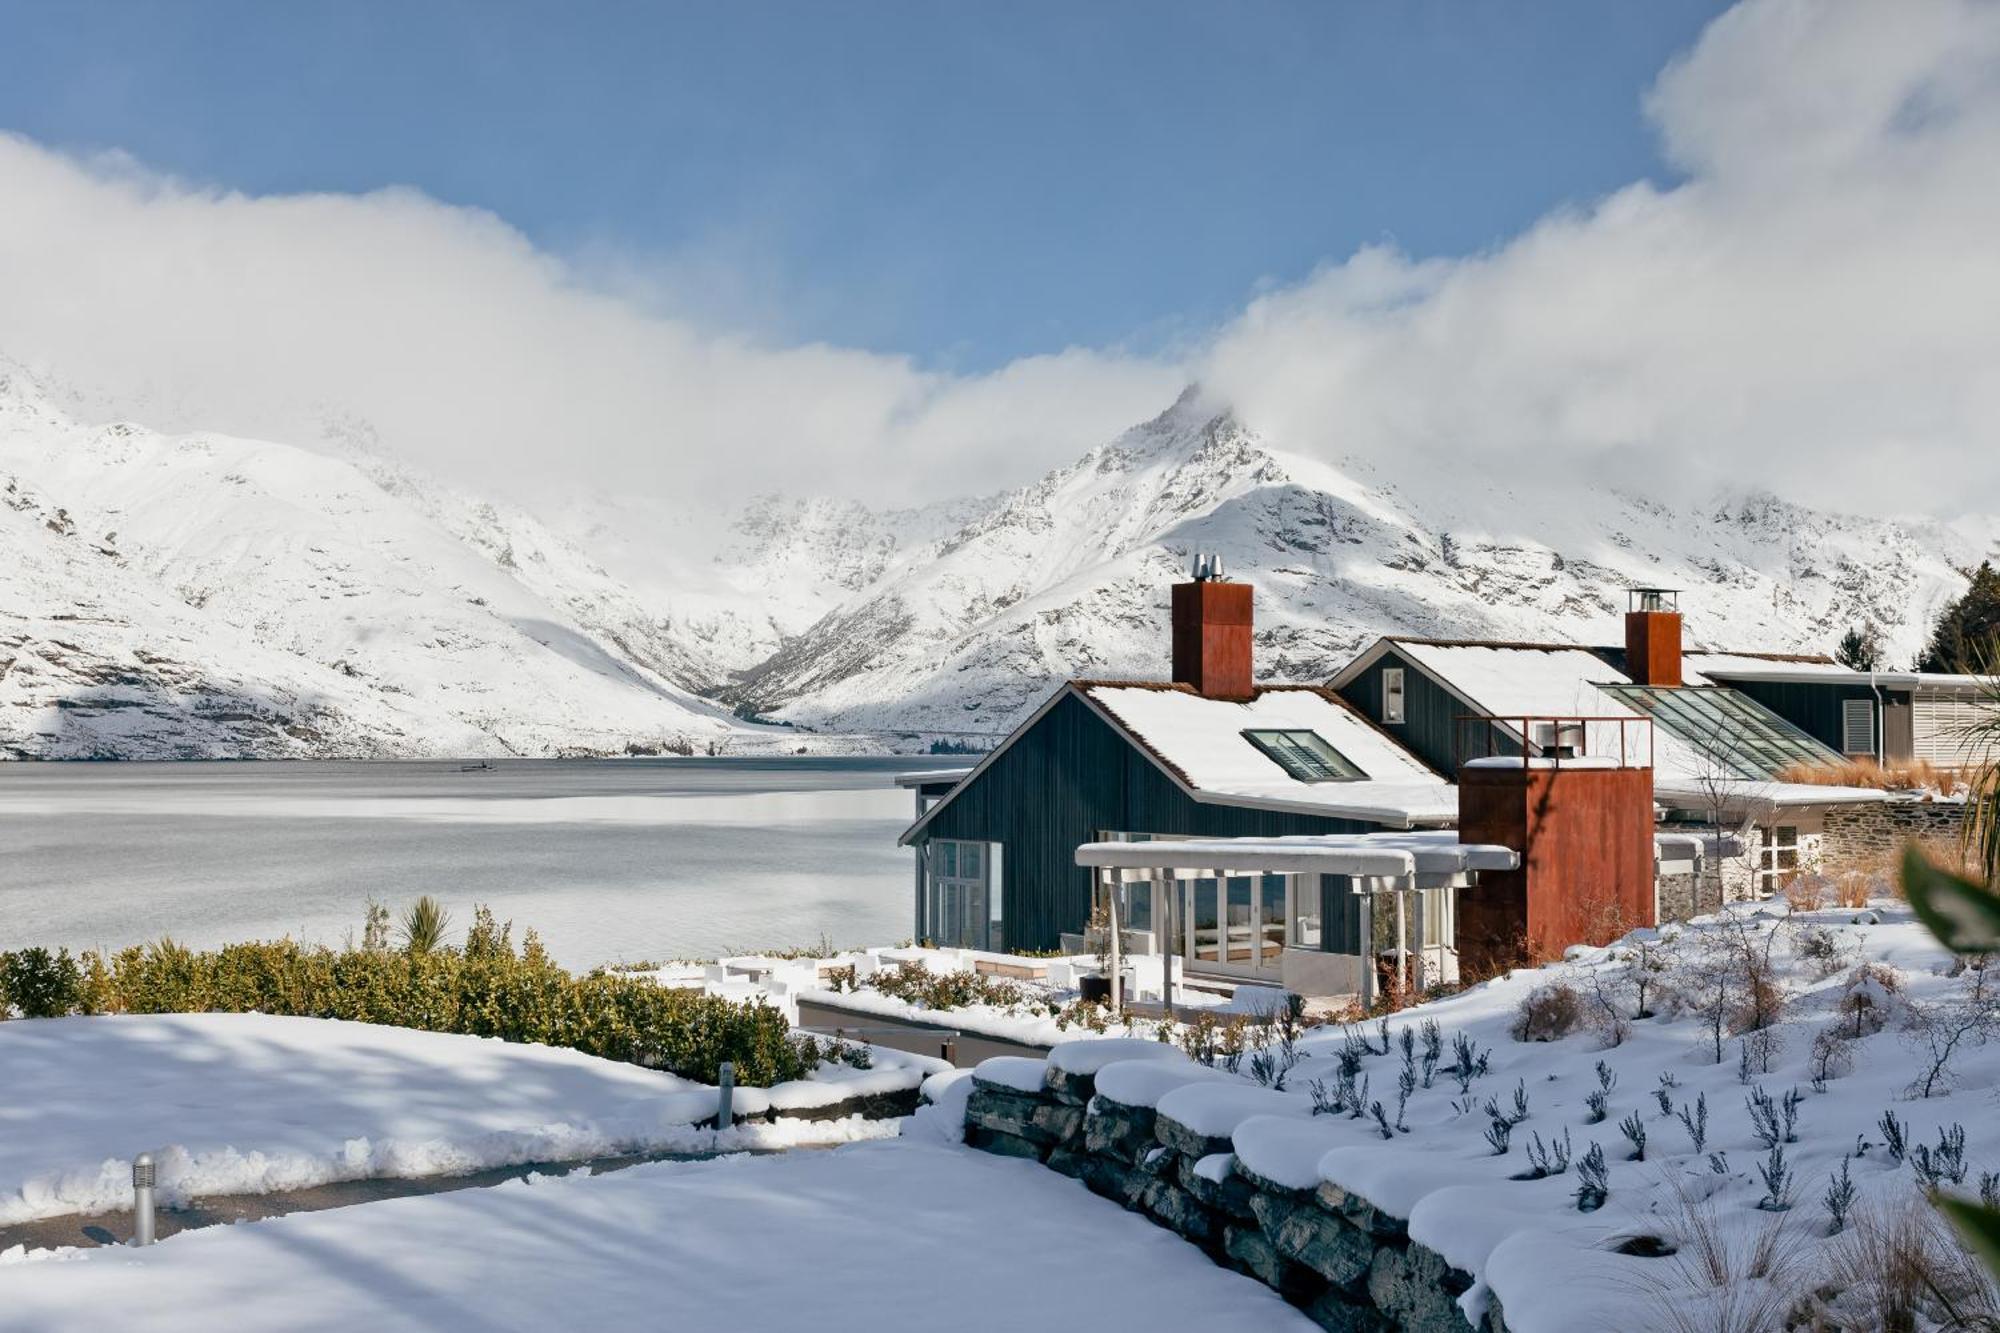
left=1075, top=830, right=1520, bottom=879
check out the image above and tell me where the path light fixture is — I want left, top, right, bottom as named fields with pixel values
left=132, top=1153, right=157, bottom=1246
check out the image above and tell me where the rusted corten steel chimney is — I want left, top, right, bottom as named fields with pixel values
left=1171, top=553, right=1253, bottom=700
left=1624, top=588, right=1683, bottom=687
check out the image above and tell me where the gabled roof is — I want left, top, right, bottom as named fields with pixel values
left=1326, top=633, right=1880, bottom=808
left=898, top=679, right=1457, bottom=845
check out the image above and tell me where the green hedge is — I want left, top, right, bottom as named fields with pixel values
left=0, top=937, right=811, bottom=1087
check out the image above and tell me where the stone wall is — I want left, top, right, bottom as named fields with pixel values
left=962, top=1066, right=1502, bottom=1333
left=1823, top=798, right=1967, bottom=869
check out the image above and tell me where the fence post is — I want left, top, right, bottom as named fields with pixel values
left=715, top=1061, right=735, bottom=1128
left=132, top=1153, right=156, bottom=1247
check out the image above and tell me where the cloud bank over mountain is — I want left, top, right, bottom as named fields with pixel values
left=0, top=0, right=1995, bottom=517
left=1202, top=0, right=2000, bottom=518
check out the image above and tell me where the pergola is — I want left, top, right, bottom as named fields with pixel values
left=1074, top=833, right=1520, bottom=1012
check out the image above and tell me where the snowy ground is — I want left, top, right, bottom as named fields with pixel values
left=959, top=895, right=2000, bottom=1330
left=0, top=1013, right=919, bottom=1224
left=0, top=1142, right=1311, bottom=1333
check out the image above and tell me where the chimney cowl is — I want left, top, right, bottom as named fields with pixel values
left=1191, top=550, right=1227, bottom=583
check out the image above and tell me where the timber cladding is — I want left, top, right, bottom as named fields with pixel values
left=1456, top=764, right=1655, bottom=972
left=911, top=689, right=1378, bottom=951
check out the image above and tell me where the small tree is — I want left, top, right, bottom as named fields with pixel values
left=1835, top=623, right=1884, bottom=672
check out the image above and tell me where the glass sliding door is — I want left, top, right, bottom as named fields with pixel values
left=1183, top=873, right=1287, bottom=980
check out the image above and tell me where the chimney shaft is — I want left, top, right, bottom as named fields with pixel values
left=1624, top=588, right=1683, bottom=687
left=1172, top=579, right=1253, bottom=700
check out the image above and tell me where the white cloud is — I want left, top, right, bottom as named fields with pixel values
left=1201, top=0, right=2000, bottom=519
left=0, top=0, right=1996, bottom=522
left=0, top=137, right=1180, bottom=508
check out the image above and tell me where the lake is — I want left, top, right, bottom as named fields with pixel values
left=0, top=758, right=921, bottom=969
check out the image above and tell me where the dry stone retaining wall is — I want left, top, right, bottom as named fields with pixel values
left=963, top=1065, right=1503, bottom=1333
left=1823, top=798, right=1967, bottom=867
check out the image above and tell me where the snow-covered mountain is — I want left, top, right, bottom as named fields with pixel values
left=1, top=365, right=1990, bottom=758
left=724, top=389, right=1998, bottom=738
left=0, top=365, right=815, bottom=759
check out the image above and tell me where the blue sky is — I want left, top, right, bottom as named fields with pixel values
left=0, top=1, right=1728, bottom=372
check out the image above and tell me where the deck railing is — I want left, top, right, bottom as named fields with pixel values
left=1453, top=713, right=1654, bottom=770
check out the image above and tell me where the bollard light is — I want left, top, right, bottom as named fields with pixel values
left=715, top=1061, right=735, bottom=1129
left=132, top=1153, right=157, bottom=1247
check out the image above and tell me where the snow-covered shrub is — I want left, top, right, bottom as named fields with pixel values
left=1509, top=980, right=1584, bottom=1042
left=1822, top=1158, right=1857, bottom=1235
left=1677, top=1093, right=1709, bottom=1152
left=1757, top=1145, right=1793, bottom=1211
left=868, top=960, right=1025, bottom=1011
left=1746, top=1086, right=1801, bottom=1149
left=1619, top=1110, right=1647, bottom=1162
left=1904, top=955, right=2000, bottom=1098
left=1521, top=1129, right=1573, bottom=1179
left=1836, top=961, right=1903, bottom=1038
left=1807, top=1026, right=1852, bottom=1091
left=1790, top=923, right=1851, bottom=980
left=1878, top=1110, right=1909, bottom=1164
left=1674, top=913, right=1790, bottom=1067
left=1574, top=1142, right=1608, bottom=1212
left=0, top=947, right=84, bottom=1019
left=1911, top=1124, right=1969, bottom=1190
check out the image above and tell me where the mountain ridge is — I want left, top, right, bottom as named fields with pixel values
left=0, top=363, right=1989, bottom=757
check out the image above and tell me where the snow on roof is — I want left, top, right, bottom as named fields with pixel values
left=1080, top=684, right=1455, bottom=826
left=1075, top=831, right=1520, bottom=878
left=1653, top=779, right=1891, bottom=810
left=1688, top=653, right=1997, bottom=692
left=1389, top=640, right=1636, bottom=718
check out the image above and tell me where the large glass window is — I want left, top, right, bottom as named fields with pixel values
left=927, top=839, right=999, bottom=950
left=1242, top=729, right=1368, bottom=782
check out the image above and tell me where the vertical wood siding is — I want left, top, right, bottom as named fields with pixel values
left=915, top=691, right=1378, bottom=951
left=1336, top=649, right=1517, bottom=775
left=1722, top=679, right=1881, bottom=755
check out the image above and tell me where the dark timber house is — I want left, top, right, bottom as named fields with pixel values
left=898, top=564, right=1457, bottom=988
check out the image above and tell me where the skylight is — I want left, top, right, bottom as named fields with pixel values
left=1242, top=729, right=1368, bottom=783
left=1595, top=684, right=1844, bottom=779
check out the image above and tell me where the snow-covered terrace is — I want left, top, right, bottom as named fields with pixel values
left=1080, top=683, right=1457, bottom=827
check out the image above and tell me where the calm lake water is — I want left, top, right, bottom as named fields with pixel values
left=0, top=758, right=918, bottom=969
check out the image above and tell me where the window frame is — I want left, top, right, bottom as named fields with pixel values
left=1241, top=728, right=1369, bottom=783
left=1382, top=667, right=1407, bottom=725
left=1841, top=697, right=1875, bottom=757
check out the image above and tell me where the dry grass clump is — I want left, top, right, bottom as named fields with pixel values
left=1509, top=980, right=1585, bottom=1042
left=1644, top=1178, right=1808, bottom=1333
left=1777, top=758, right=1968, bottom=796
left=1812, top=1197, right=2000, bottom=1332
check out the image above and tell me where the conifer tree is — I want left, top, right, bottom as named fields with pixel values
left=1835, top=623, right=1882, bottom=672
left=1918, top=561, right=2000, bottom=673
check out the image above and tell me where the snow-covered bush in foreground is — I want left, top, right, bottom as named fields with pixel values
left=985, top=896, right=2000, bottom=1331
